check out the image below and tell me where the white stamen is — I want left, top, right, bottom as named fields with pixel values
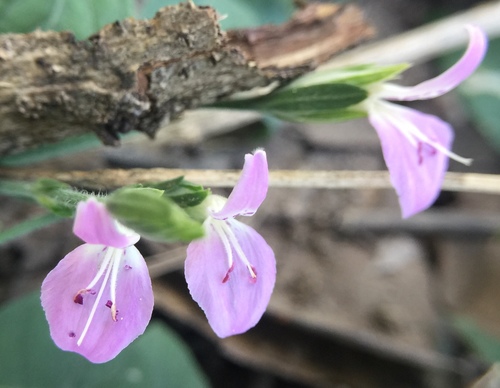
left=77, top=248, right=118, bottom=346
left=370, top=100, right=473, bottom=166
left=84, top=248, right=113, bottom=291
left=220, top=222, right=257, bottom=279
left=384, top=109, right=473, bottom=165
left=211, top=221, right=233, bottom=269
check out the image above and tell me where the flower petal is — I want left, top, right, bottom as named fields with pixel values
left=369, top=103, right=453, bottom=218
left=185, top=220, right=276, bottom=337
left=73, top=198, right=140, bottom=248
left=380, top=25, right=487, bottom=101
left=211, top=149, right=269, bottom=220
left=41, top=244, right=153, bottom=363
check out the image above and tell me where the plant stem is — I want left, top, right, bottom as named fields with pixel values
left=1, top=168, right=499, bottom=195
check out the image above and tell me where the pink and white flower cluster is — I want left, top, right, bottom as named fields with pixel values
left=41, top=150, right=275, bottom=363
left=40, top=24, right=488, bottom=364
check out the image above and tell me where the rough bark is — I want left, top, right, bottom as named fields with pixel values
left=0, top=2, right=374, bottom=156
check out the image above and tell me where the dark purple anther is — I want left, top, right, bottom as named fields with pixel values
left=105, top=300, right=113, bottom=308
left=222, top=264, right=234, bottom=283
left=69, top=331, right=76, bottom=338
left=73, top=294, right=84, bottom=305
left=250, top=266, right=258, bottom=284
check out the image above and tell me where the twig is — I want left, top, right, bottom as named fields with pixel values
left=322, top=0, right=500, bottom=68
left=0, top=168, right=499, bottom=195
left=0, top=3, right=373, bottom=156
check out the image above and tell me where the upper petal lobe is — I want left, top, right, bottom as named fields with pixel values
left=212, top=149, right=269, bottom=220
left=73, top=198, right=140, bottom=248
left=379, top=25, right=487, bottom=101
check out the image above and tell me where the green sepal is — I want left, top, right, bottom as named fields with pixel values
left=32, top=179, right=89, bottom=217
left=146, top=177, right=185, bottom=191
left=289, top=63, right=411, bottom=89
left=215, top=83, right=368, bottom=121
left=106, top=188, right=205, bottom=243
left=146, top=177, right=210, bottom=208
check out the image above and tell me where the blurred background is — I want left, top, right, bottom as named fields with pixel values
left=1, top=0, right=500, bottom=387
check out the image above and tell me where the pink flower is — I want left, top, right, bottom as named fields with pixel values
left=185, top=149, right=276, bottom=337
left=41, top=198, right=153, bottom=363
left=364, top=25, right=487, bottom=217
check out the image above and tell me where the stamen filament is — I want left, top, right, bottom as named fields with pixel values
left=109, top=249, right=123, bottom=321
left=77, top=247, right=116, bottom=346
left=211, top=221, right=234, bottom=269
left=222, top=222, right=257, bottom=279
left=381, top=104, right=473, bottom=166
left=85, top=247, right=113, bottom=291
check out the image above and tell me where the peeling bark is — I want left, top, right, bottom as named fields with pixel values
left=0, top=2, right=374, bottom=156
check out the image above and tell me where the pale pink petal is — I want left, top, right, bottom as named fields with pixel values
left=369, top=103, right=453, bottom=218
left=185, top=220, right=276, bottom=337
left=380, top=25, right=487, bottom=101
left=73, top=198, right=139, bottom=248
left=41, top=244, right=153, bottom=363
left=212, top=149, right=269, bottom=220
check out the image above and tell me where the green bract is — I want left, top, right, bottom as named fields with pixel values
left=288, top=63, right=411, bottom=88
left=212, top=64, right=411, bottom=123
left=146, top=177, right=210, bottom=208
left=215, top=83, right=368, bottom=123
left=106, top=188, right=205, bottom=243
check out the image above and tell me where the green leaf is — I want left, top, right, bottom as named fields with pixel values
left=32, top=179, right=89, bottom=217
left=215, top=83, right=368, bottom=123
left=0, top=292, right=209, bottom=388
left=0, top=0, right=52, bottom=34
left=453, top=316, right=500, bottom=362
left=0, top=213, right=62, bottom=245
left=0, top=134, right=103, bottom=167
left=0, top=0, right=136, bottom=39
left=0, top=179, right=35, bottom=201
left=140, top=0, right=295, bottom=30
left=106, top=188, right=205, bottom=243
left=289, top=63, right=410, bottom=89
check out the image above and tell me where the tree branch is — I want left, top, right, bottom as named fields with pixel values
left=0, top=2, right=373, bottom=156
left=322, top=0, right=500, bottom=68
